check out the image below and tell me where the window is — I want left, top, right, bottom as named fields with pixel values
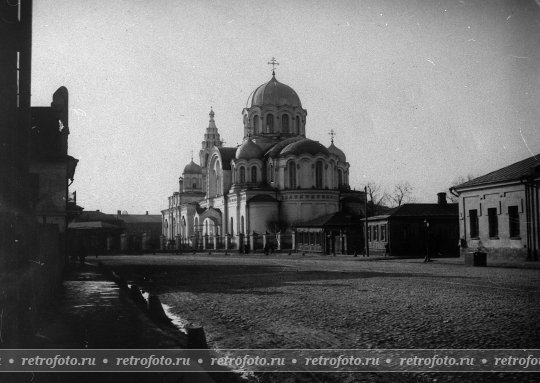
left=241, top=216, right=245, bottom=234
left=269, top=163, right=274, bottom=182
left=296, top=116, right=300, bottom=134
left=374, top=225, right=379, bottom=241
left=469, top=209, right=479, bottom=238
left=240, top=167, right=246, bottom=183
left=381, top=225, right=386, bottom=241
left=266, top=114, right=274, bottom=133
left=338, top=169, right=343, bottom=187
left=251, top=166, right=257, bottom=183
left=288, top=162, right=296, bottom=189
left=253, top=115, right=259, bottom=134
left=315, top=161, right=323, bottom=188
left=488, top=207, right=498, bottom=238
left=508, top=206, right=520, bottom=238
left=230, top=217, right=234, bottom=235
left=282, top=114, right=289, bottom=133
left=367, top=226, right=371, bottom=241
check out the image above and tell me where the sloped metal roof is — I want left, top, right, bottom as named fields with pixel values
left=295, top=212, right=362, bottom=228
left=454, top=153, right=540, bottom=189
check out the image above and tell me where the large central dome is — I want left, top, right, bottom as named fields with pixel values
left=247, top=75, right=302, bottom=108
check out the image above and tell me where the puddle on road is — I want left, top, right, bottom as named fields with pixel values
left=64, top=280, right=119, bottom=309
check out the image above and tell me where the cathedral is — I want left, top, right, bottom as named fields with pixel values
left=162, top=65, right=364, bottom=253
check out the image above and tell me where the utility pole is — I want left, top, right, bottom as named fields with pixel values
left=364, top=186, right=369, bottom=257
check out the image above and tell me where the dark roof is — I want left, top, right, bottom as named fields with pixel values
left=295, top=212, right=362, bottom=228
left=454, top=153, right=540, bottom=189
left=280, top=138, right=330, bottom=157
left=265, top=136, right=304, bottom=158
left=75, top=210, right=120, bottom=224
left=68, top=221, right=123, bottom=231
left=386, top=203, right=458, bottom=218
left=118, top=214, right=162, bottom=224
left=247, top=194, right=278, bottom=203
left=217, top=147, right=237, bottom=170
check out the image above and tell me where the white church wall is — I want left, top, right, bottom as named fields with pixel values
left=249, top=203, right=279, bottom=233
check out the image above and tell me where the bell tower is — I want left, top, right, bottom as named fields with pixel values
left=199, top=108, right=223, bottom=169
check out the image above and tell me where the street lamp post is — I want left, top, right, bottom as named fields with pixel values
left=364, top=186, right=369, bottom=258
left=424, top=218, right=430, bottom=262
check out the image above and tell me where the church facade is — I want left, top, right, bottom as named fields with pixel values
left=161, top=69, right=364, bottom=252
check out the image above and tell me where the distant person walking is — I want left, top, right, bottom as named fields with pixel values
left=384, top=243, right=389, bottom=257
left=78, top=241, right=87, bottom=266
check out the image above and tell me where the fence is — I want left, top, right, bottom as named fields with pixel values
left=160, top=232, right=296, bottom=253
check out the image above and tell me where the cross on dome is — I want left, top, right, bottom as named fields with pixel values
left=267, top=57, right=279, bottom=76
left=329, top=129, right=336, bottom=144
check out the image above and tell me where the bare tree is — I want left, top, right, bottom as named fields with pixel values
left=390, top=181, right=414, bottom=207
left=448, top=174, right=477, bottom=203
left=365, top=181, right=388, bottom=216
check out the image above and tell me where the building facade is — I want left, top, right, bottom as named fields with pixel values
left=162, top=70, right=364, bottom=251
left=451, top=154, right=540, bottom=262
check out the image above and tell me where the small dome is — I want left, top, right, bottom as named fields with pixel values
left=328, top=143, right=346, bottom=162
left=183, top=160, right=202, bottom=174
left=236, top=137, right=263, bottom=160
left=247, top=75, right=302, bottom=108
left=280, top=138, right=330, bottom=157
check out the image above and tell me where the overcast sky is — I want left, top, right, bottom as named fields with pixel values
left=32, top=0, right=540, bottom=214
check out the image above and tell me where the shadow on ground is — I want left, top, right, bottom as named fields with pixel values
left=110, top=263, right=472, bottom=294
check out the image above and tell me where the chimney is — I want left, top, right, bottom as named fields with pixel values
left=437, top=192, right=447, bottom=205
left=146, top=211, right=148, bottom=215
left=117, top=210, right=121, bottom=215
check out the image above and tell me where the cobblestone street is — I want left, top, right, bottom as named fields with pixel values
left=100, top=254, right=540, bottom=383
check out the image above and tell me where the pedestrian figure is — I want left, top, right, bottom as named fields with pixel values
left=264, top=243, right=269, bottom=256
left=78, top=242, right=87, bottom=266
left=384, top=243, right=389, bottom=257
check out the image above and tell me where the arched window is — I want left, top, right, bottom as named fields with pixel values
left=251, top=166, right=257, bottom=183
left=240, top=167, right=246, bottom=183
left=338, top=169, right=343, bottom=187
left=253, top=115, right=259, bottom=134
left=266, top=114, right=274, bottom=133
left=315, top=161, right=323, bottom=188
left=270, top=163, right=274, bottom=182
left=296, top=116, right=300, bottom=134
left=282, top=114, right=289, bottom=133
left=288, top=162, right=296, bottom=189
